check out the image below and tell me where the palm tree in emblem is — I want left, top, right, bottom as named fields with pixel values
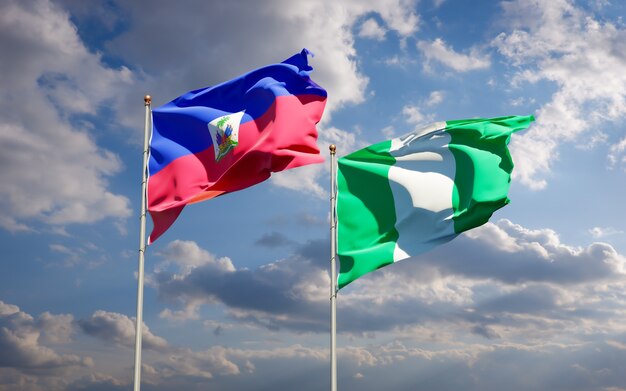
left=215, top=116, right=237, bottom=160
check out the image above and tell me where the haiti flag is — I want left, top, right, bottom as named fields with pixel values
left=147, top=49, right=327, bottom=243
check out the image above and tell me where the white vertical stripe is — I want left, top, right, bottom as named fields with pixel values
left=388, top=123, right=457, bottom=262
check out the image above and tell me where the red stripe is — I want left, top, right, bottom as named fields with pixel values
left=147, top=206, right=183, bottom=245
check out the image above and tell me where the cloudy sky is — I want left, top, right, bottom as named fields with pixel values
left=2, top=0, right=626, bottom=390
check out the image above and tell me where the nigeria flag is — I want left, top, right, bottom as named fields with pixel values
left=336, top=115, right=534, bottom=289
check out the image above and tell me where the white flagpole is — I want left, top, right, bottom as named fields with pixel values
left=133, top=95, right=151, bottom=391
left=329, top=144, right=338, bottom=391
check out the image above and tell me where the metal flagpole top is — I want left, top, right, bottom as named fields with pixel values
left=329, top=144, right=336, bottom=154
left=144, top=95, right=152, bottom=105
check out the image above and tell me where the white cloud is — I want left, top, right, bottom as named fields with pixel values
left=150, top=239, right=331, bottom=332
left=0, top=0, right=132, bottom=231
left=402, top=104, right=428, bottom=125
left=385, top=55, right=403, bottom=66
left=383, top=54, right=417, bottom=68
left=358, top=18, right=387, bottom=41
left=148, top=220, right=626, bottom=339
left=156, top=347, right=239, bottom=379
left=494, top=0, right=626, bottom=188
left=509, top=96, right=535, bottom=107
left=451, top=219, right=626, bottom=283
left=0, top=301, right=20, bottom=316
left=381, top=125, right=396, bottom=138
left=417, top=38, right=491, bottom=72
left=608, top=136, right=626, bottom=169
left=398, top=91, right=444, bottom=131
left=155, top=240, right=235, bottom=274
left=138, top=343, right=328, bottom=387
left=159, top=298, right=206, bottom=322
left=107, top=0, right=419, bottom=116
left=401, top=101, right=438, bottom=127
left=426, top=90, right=445, bottom=106
left=0, top=301, right=91, bottom=372
left=320, top=126, right=361, bottom=155
left=100, top=222, right=626, bottom=389
left=65, top=372, right=127, bottom=390
left=137, top=338, right=626, bottom=390
left=78, top=311, right=168, bottom=351
left=270, top=165, right=327, bottom=199
left=589, top=226, right=624, bottom=239
left=38, top=312, right=74, bottom=344
left=49, top=244, right=84, bottom=267
left=0, top=216, right=32, bottom=233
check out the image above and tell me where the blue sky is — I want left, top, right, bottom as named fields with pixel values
left=2, top=0, right=626, bottom=390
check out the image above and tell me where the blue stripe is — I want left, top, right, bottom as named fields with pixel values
left=149, top=50, right=326, bottom=176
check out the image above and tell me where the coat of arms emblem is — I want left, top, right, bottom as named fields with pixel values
left=208, top=111, right=245, bottom=161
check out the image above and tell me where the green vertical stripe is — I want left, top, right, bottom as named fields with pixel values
left=337, top=140, right=397, bottom=289
left=447, top=115, right=534, bottom=233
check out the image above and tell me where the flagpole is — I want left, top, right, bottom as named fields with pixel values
left=133, top=95, right=151, bottom=391
left=329, top=144, right=338, bottom=391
